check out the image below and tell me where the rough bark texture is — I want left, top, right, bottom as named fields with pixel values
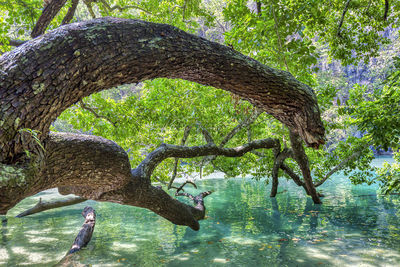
left=0, top=17, right=324, bottom=164
left=289, top=131, right=321, bottom=204
left=0, top=132, right=280, bottom=230
left=0, top=17, right=326, bottom=229
left=31, top=0, right=68, bottom=38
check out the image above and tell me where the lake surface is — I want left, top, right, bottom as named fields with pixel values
left=1, top=157, right=399, bottom=266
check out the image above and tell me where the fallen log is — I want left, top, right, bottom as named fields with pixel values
left=16, top=196, right=87, bottom=218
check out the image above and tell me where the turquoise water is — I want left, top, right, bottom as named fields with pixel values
left=1, top=157, right=400, bottom=266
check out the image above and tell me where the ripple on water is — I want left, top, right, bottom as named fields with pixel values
left=2, top=158, right=400, bottom=266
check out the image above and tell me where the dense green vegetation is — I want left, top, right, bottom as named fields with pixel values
left=1, top=0, right=400, bottom=194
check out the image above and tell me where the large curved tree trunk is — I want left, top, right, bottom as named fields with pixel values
left=0, top=18, right=325, bottom=229
left=0, top=17, right=324, bottom=163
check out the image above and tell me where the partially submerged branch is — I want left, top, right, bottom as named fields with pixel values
left=68, top=206, right=96, bottom=254
left=289, top=131, right=321, bottom=204
left=176, top=191, right=212, bottom=215
left=16, top=196, right=86, bottom=217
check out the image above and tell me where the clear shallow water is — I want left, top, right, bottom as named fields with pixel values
left=1, top=157, right=400, bottom=267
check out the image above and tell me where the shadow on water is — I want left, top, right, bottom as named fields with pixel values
left=1, top=160, right=400, bottom=266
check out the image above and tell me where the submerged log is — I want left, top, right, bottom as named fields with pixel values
left=16, top=196, right=86, bottom=218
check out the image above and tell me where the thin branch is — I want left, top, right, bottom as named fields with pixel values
left=154, top=176, right=180, bottom=190
left=314, top=143, right=371, bottom=187
left=271, top=3, right=290, bottom=72
left=197, top=123, right=215, bottom=145
left=61, top=0, right=79, bottom=25
left=108, top=4, right=152, bottom=14
left=337, top=0, right=351, bottom=38
left=384, top=0, right=389, bottom=21
left=220, top=108, right=262, bottom=148
left=168, top=126, right=192, bottom=189
left=137, top=138, right=280, bottom=178
left=176, top=180, right=197, bottom=194
left=31, top=0, right=68, bottom=38
left=256, top=2, right=262, bottom=16
left=202, top=108, right=263, bottom=166
left=79, top=100, right=117, bottom=127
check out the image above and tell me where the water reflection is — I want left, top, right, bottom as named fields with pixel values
left=2, top=165, right=400, bottom=266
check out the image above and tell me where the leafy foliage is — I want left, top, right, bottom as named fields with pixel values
left=3, top=0, right=400, bottom=192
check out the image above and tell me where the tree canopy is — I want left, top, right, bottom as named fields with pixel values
left=1, top=0, right=400, bottom=231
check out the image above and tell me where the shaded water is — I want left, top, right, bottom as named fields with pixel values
left=1, top=157, right=400, bottom=266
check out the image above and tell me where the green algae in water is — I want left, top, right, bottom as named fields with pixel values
left=1, top=157, right=400, bottom=266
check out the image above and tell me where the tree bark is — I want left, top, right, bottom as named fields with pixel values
left=31, top=0, right=68, bottom=38
left=289, top=131, right=321, bottom=204
left=270, top=148, right=291, bottom=197
left=68, top=206, right=96, bottom=254
left=55, top=206, right=96, bottom=266
left=15, top=196, right=86, bottom=217
left=0, top=17, right=325, bottom=230
left=0, top=132, right=281, bottom=230
left=0, top=17, right=324, bottom=164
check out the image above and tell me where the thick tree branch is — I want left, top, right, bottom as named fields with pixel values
left=137, top=138, right=280, bottom=178
left=16, top=196, right=86, bottom=217
left=31, top=0, right=68, bottom=38
left=1, top=18, right=324, bottom=164
left=280, top=163, right=305, bottom=187
left=0, top=132, right=211, bottom=230
left=337, top=0, right=351, bottom=37
left=61, top=0, right=79, bottom=25
left=289, top=131, right=321, bottom=203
